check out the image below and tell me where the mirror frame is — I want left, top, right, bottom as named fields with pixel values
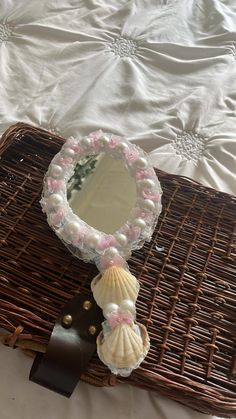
left=41, top=130, right=162, bottom=266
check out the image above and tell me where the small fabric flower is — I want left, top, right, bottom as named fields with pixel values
left=97, top=236, right=116, bottom=251
left=108, top=134, right=121, bottom=149
left=50, top=208, right=65, bottom=226
left=47, top=177, right=65, bottom=192
left=136, top=168, right=156, bottom=179
left=55, top=156, right=73, bottom=166
left=89, top=130, right=103, bottom=149
left=108, top=309, right=134, bottom=329
left=124, top=148, right=139, bottom=162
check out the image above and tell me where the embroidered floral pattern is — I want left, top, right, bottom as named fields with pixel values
left=108, top=37, right=138, bottom=58
left=0, top=23, right=13, bottom=43
left=172, top=130, right=206, bottom=163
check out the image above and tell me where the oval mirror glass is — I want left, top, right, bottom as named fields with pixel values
left=68, top=153, right=137, bottom=234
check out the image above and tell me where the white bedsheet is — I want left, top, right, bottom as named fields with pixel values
left=0, top=1, right=235, bottom=418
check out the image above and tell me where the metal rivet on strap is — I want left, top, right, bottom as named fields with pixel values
left=62, top=314, right=73, bottom=328
left=88, top=325, right=97, bottom=335
left=83, top=300, right=92, bottom=311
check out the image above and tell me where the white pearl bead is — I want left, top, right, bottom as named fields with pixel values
left=133, top=218, right=146, bottom=229
left=86, top=233, right=100, bottom=248
left=104, top=246, right=119, bottom=257
left=103, top=303, right=119, bottom=318
left=100, top=135, right=110, bottom=146
left=133, top=157, right=148, bottom=169
left=114, top=233, right=128, bottom=246
left=81, top=136, right=91, bottom=147
left=47, top=194, right=63, bottom=208
left=139, top=179, right=155, bottom=190
left=65, top=221, right=80, bottom=236
left=120, top=299, right=136, bottom=314
left=62, top=148, right=75, bottom=158
left=141, top=199, right=155, bottom=211
left=117, top=141, right=129, bottom=152
left=50, top=164, right=63, bottom=179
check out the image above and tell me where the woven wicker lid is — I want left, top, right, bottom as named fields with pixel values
left=0, top=123, right=235, bottom=417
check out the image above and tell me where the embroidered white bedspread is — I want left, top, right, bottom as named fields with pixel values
left=0, top=1, right=235, bottom=418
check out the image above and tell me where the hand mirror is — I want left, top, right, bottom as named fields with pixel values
left=41, top=130, right=162, bottom=376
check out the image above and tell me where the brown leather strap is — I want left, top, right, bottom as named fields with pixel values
left=29, top=293, right=103, bottom=397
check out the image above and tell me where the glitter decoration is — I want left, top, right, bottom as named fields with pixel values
left=108, top=37, right=138, bottom=58
left=172, top=131, right=206, bottom=163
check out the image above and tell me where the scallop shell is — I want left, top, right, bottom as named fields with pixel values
left=97, top=322, right=150, bottom=371
left=91, top=267, right=140, bottom=308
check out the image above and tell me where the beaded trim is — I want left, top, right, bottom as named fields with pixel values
left=41, top=130, right=162, bottom=270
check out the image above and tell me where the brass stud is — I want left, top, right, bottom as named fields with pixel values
left=88, top=325, right=97, bottom=335
left=83, top=300, right=92, bottom=311
left=62, top=314, right=73, bottom=328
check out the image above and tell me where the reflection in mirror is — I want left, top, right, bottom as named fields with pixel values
left=68, top=153, right=137, bottom=234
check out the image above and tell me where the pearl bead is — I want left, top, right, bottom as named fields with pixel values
left=114, top=233, right=128, bottom=246
left=117, top=142, right=129, bottom=152
left=65, top=221, right=80, bottom=236
left=86, top=233, right=100, bottom=248
left=81, top=136, right=91, bottom=147
left=62, top=148, right=75, bottom=158
left=50, top=164, right=63, bottom=179
left=104, top=246, right=119, bottom=258
left=141, top=199, right=155, bottom=211
left=133, top=157, right=148, bottom=169
left=133, top=218, right=146, bottom=229
left=100, top=135, right=110, bottom=146
left=120, top=299, right=136, bottom=314
left=139, top=179, right=155, bottom=190
left=47, top=193, right=63, bottom=208
left=103, top=303, right=119, bottom=318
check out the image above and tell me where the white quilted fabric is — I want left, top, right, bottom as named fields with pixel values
left=0, top=1, right=235, bottom=418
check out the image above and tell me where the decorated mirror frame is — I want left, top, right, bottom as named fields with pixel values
left=41, top=130, right=162, bottom=377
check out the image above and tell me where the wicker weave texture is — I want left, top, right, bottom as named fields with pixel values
left=0, top=124, right=236, bottom=417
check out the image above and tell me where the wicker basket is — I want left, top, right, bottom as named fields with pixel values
left=0, top=123, right=235, bottom=417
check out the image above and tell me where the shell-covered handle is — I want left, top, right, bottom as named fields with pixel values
left=91, top=266, right=150, bottom=376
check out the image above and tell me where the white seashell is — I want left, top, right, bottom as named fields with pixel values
left=97, top=322, right=150, bottom=371
left=91, top=267, right=139, bottom=308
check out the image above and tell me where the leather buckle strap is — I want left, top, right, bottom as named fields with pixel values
left=29, top=293, right=103, bottom=397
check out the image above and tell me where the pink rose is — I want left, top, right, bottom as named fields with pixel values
left=108, top=135, right=121, bottom=149
left=108, top=310, right=134, bottom=329
left=47, top=177, right=65, bottom=192
left=135, top=168, right=156, bottom=179
left=50, top=208, right=65, bottom=226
